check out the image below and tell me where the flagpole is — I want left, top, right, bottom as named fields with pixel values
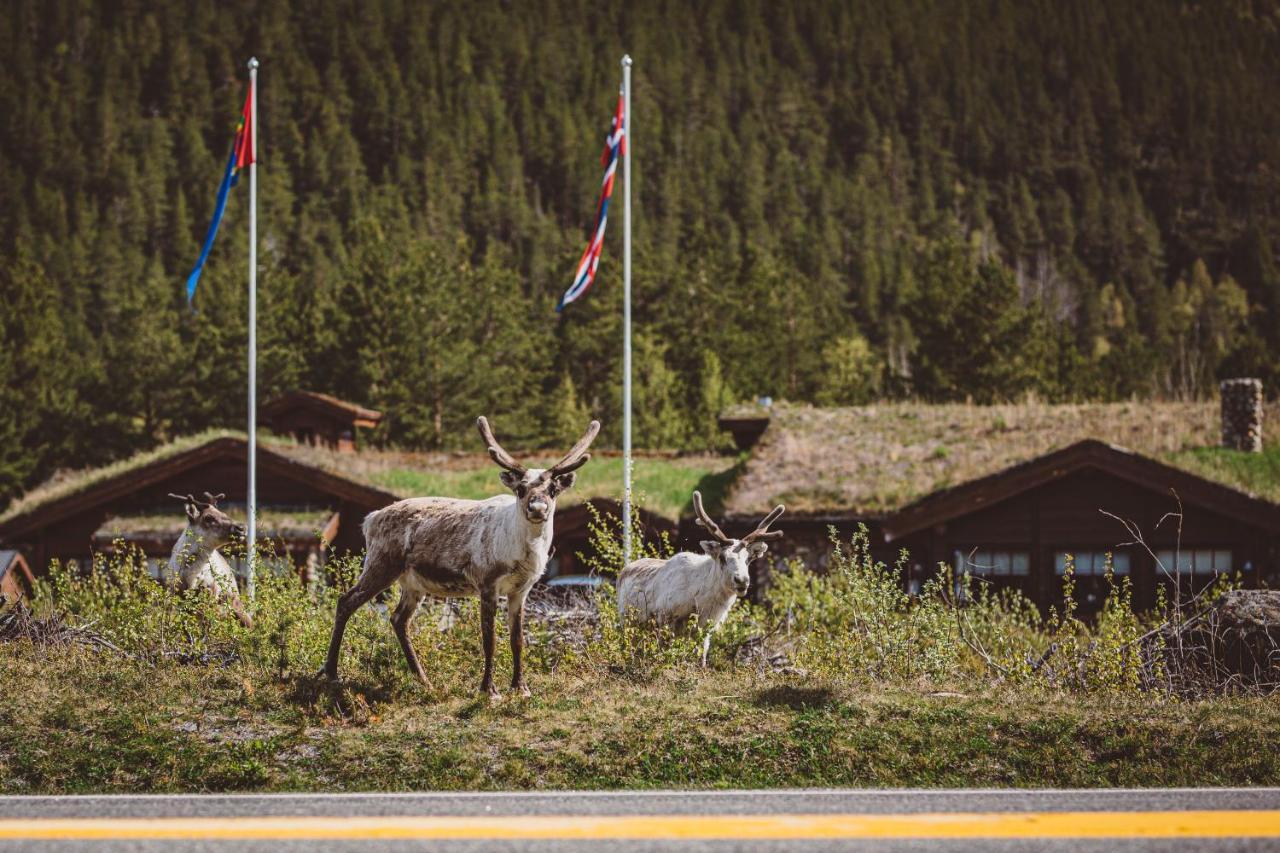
left=246, top=56, right=259, bottom=601
left=621, top=54, right=633, bottom=568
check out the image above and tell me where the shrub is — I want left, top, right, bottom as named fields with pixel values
left=14, top=520, right=1257, bottom=700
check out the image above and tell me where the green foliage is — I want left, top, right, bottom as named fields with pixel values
left=769, top=530, right=972, bottom=683
left=766, top=529, right=1162, bottom=694
left=815, top=331, right=882, bottom=406
left=4, top=0, right=1280, bottom=505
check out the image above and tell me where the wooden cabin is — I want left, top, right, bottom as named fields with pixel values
left=0, top=434, right=684, bottom=592
left=260, top=391, right=382, bottom=452
left=0, top=436, right=399, bottom=585
left=707, top=436, right=1280, bottom=615
left=714, top=402, right=1280, bottom=614
left=882, top=440, right=1280, bottom=616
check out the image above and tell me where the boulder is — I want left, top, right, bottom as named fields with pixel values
left=1203, top=590, right=1280, bottom=687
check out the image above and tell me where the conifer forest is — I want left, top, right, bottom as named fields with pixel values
left=2, top=0, right=1279, bottom=503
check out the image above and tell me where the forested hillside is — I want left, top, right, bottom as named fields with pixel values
left=3, top=0, right=1280, bottom=503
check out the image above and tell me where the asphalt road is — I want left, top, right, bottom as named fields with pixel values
left=1, top=788, right=1279, bottom=852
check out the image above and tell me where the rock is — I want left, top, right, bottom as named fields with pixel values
left=1203, top=590, right=1280, bottom=688
left=1210, top=589, right=1280, bottom=632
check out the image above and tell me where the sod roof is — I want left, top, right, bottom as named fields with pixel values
left=0, top=431, right=735, bottom=527
left=723, top=401, right=1280, bottom=517
left=10, top=401, right=1280, bottom=532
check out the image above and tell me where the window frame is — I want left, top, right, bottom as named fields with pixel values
left=1154, top=547, right=1234, bottom=578
left=952, top=548, right=1032, bottom=578
left=1051, top=548, right=1131, bottom=577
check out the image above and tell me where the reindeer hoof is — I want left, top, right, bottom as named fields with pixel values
left=512, top=683, right=531, bottom=698
left=479, top=682, right=501, bottom=702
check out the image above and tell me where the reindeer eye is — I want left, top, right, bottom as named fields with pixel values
left=515, top=485, right=528, bottom=498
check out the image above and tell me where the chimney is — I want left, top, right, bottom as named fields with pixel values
left=1220, top=378, right=1263, bottom=452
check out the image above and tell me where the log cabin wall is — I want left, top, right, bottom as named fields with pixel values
left=895, top=467, right=1273, bottom=616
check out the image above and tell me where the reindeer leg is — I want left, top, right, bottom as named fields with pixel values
left=508, top=593, right=530, bottom=697
left=323, top=553, right=397, bottom=680
left=391, top=590, right=428, bottom=683
left=229, top=590, right=253, bottom=630
left=478, top=588, right=500, bottom=699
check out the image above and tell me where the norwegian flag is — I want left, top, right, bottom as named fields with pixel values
left=559, top=87, right=626, bottom=311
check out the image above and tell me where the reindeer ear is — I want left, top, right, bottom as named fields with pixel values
left=700, top=540, right=723, bottom=557
left=499, top=470, right=524, bottom=491
left=748, top=541, right=769, bottom=560
left=185, top=501, right=200, bottom=521
left=551, top=471, right=577, bottom=494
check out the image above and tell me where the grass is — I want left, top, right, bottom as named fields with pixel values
left=0, top=429, right=245, bottom=524
left=368, top=454, right=737, bottom=519
left=3, top=644, right=1278, bottom=792
left=1168, top=443, right=1280, bottom=502
left=2, top=526, right=1277, bottom=793
left=96, top=508, right=336, bottom=536
left=1, top=428, right=736, bottom=526
left=727, top=400, right=1280, bottom=515
left=12, top=399, right=1280, bottom=528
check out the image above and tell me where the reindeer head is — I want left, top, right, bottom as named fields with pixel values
left=169, top=492, right=245, bottom=549
left=477, top=416, right=600, bottom=524
left=692, top=490, right=785, bottom=597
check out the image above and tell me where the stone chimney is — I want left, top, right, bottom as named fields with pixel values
left=1220, top=378, right=1263, bottom=452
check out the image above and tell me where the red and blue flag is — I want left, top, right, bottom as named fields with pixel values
left=186, top=84, right=255, bottom=304
left=559, top=87, right=625, bottom=311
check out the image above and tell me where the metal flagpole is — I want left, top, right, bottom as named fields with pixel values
left=621, top=54, right=633, bottom=567
left=246, top=56, right=259, bottom=601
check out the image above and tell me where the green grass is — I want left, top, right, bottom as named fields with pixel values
left=370, top=454, right=740, bottom=519
left=1166, top=444, right=1280, bottom=502
left=3, top=645, right=1278, bottom=792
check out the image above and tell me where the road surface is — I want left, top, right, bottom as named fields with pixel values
left=1, top=788, right=1279, bottom=851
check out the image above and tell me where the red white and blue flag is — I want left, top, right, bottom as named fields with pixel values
left=185, top=84, right=255, bottom=304
left=559, top=87, right=626, bottom=311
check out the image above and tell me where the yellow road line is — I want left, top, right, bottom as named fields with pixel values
left=1, top=811, right=1279, bottom=840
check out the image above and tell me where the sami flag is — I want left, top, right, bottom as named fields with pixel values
left=559, top=87, right=625, bottom=311
left=186, top=85, right=255, bottom=304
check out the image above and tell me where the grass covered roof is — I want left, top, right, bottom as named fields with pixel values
left=724, top=401, right=1280, bottom=517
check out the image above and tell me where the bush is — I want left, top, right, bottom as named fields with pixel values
left=15, top=523, right=1255, bottom=700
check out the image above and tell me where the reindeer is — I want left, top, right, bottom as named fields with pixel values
left=617, top=491, right=784, bottom=665
left=322, top=416, right=600, bottom=698
left=166, top=492, right=252, bottom=628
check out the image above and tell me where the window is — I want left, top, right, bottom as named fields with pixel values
left=954, top=549, right=1030, bottom=577
left=1156, top=549, right=1232, bottom=577
left=1054, top=551, right=1129, bottom=576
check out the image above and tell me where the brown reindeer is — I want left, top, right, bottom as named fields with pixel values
left=165, top=492, right=252, bottom=628
left=323, top=416, right=599, bottom=697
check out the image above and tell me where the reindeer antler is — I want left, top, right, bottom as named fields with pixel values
left=548, top=420, right=601, bottom=475
left=168, top=492, right=199, bottom=506
left=742, top=504, right=786, bottom=544
left=692, top=490, right=732, bottom=545
left=476, top=416, right=527, bottom=474
left=202, top=492, right=226, bottom=507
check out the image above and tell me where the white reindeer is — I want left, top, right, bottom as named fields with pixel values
left=165, top=492, right=252, bottom=628
left=322, top=416, right=599, bottom=698
left=618, top=491, right=784, bottom=665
